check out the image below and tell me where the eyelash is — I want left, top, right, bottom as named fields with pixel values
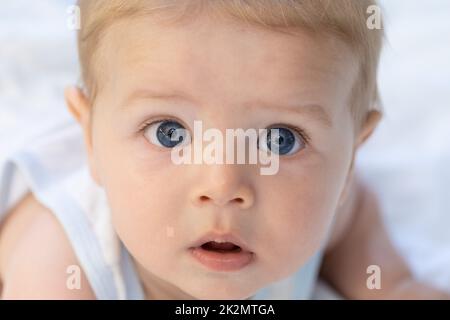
left=138, top=118, right=311, bottom=145
left=137, top=116, right=179, bottom=133
left=268, top=123, right=311, bottom=145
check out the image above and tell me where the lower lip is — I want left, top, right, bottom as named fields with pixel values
left=189, top=246, right=254, bottom=272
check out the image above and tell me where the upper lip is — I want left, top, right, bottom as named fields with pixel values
left=189, top=231, right=253, bottom=253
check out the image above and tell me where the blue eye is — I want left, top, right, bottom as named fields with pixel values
left=258, top=126, right=306, bottom=155
left=144, top=120, right=190, bottom=148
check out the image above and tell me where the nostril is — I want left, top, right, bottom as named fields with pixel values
left=197, top=196, right=245, bottom=206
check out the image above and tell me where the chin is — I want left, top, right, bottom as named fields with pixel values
left=186, top=283, right=258, bottom=300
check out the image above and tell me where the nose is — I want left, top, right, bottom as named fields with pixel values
left=190, top=163, right=255, bottom=209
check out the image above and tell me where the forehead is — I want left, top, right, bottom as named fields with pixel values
left=97, top=14, right=358, bottom=114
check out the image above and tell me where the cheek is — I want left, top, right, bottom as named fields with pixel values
left=258, top=176, right=330, bottom=259
left=93, top=130, right=186, bottom=261
left=104, top=165, right=186, bottom=268
left=257, top=148, right=351, bottom=275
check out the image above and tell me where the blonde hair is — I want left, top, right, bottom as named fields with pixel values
left=77, top=0, right=384, bottom=132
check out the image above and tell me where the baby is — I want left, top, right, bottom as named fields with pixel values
left=0, top=0, right=448, bottom=299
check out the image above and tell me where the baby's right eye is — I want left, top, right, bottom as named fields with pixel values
left=143, top=120, right=190, bottom=148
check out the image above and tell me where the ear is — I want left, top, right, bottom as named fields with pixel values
left=64, top=86, right=102, bottom=186
left=337, top=110, right=382, bottom=207
left=355, top=109, right=383, bottom=149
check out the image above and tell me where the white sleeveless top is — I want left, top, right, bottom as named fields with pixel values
left=0, top=117, right=325, bottom=299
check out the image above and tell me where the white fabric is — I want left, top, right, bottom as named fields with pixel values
left=0, top=116, right=127, bottom=299
left=63, top=165, right=127, bottom=299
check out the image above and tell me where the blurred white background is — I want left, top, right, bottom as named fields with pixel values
left=0, top=0, right=449, bottom=293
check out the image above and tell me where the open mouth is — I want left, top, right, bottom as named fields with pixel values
left=200, top=241, right=242, bottom=253
left=190, top=240, right=254, bottom=272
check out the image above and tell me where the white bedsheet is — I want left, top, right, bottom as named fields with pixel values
left=0, top=0, right=449, bottom=294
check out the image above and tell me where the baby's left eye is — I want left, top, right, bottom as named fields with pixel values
left=258, top=126, right=306, bottom=156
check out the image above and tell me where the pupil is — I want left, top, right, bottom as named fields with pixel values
left=157, top=121, right=185, bottom=148
left=265, top=128, right=295, bottom=155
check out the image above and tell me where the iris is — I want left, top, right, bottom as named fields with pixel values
left=156, top=120, right=185, bottom=148
left=263, top=127, right=296, bottom=155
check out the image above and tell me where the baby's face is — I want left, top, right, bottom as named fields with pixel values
left=85, top=14, right=358, bottom=299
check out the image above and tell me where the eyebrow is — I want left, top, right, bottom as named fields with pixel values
left=121, top=89, right=333, bottom=128
left=247, top=102, right=333, bottom=128
left=121, top=89, right=198, bottom=107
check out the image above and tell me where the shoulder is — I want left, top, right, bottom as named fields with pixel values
left=0, top=191, right=96, bottom=299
